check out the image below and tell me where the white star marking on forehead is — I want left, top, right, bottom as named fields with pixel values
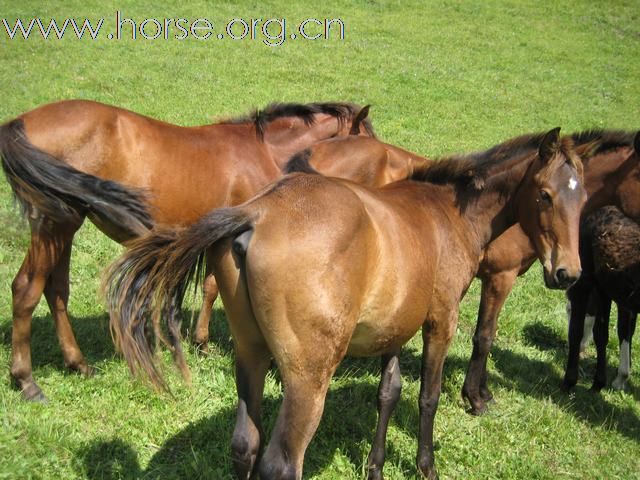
left=568, top=177, right=578, bottom=190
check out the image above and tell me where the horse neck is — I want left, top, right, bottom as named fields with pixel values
left=455, top=154, right=537, bottom=251
left=583, top=146, right=633, bottom=214
left=263, top=115, right=346, bottom=167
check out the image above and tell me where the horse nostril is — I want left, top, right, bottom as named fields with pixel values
left=555, top=268, right=579, bottom=288
left=556, top=268, right=569, bottom=284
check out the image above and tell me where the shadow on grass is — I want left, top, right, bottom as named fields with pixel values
left=0, top=304, right=233, bottom=376
left=390, top=320, right=639, bottom=444
left=77, top=438, right=142, bottom=480
left=75, top=383, right=389, bottom=479
left=74, top=341, right=451, bottom=479
left=489, top=320, right=640, bottom=443
left=521, top=321, right=566, bottom=352
left=0, top=313, right=116, bottom=372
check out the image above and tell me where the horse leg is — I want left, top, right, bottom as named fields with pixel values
left=11, top=219, right=80, bottom=401
left=258, top=363, right=336, bottom=480
left=164, top=294, right=191, bottom=384
left=562, top=280, right=591, bottom=390
left=193, top=252, right=218, bottom=352
left=578, top=295, right=597, bottom=354
left=42, top=225, right=92, bottom=376
left=417, top=315, right=456, bottom=480
left=612, top=307, right=635, bottom=391
left=212, top=243, right=271, bottom=478
left=591, top=294, right=611, bottom=391
left=367, top=351, right=402, bottom=480
left=462, top=268, right=518, bottom=415
left=231, top=339, right=271, bottom=479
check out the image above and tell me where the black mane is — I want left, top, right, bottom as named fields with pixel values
left=410, top=132, right=550, bottom=189
left=283, top=148, right=319, bottom=175
left=570, top=129, right=635, bottom=155
left=221, top=102, right=375, bottom=140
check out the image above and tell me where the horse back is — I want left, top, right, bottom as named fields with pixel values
left=17, top=99, right=276, bottom=225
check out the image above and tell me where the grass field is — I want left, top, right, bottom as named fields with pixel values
left=1, top=1, right=639, bottom=478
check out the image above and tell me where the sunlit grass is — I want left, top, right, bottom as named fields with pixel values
left=0, top=1, right=638, bottom=478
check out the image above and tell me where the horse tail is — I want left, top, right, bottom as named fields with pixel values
left=0, top=119, right=152, bottom=236
left=105, top=207, right=254, bottom=389
left=349, top=105, right=371, bottom=135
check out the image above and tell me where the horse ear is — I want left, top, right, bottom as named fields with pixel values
left=539, top=127, right=561, bottom=163
left=574, top=139, right=600, bottom=161
left=349, top=105, right=371, bottom=135
left=634, top=131, right=640, bottom=155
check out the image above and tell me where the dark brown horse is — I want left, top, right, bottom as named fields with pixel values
left=565, top=206, right=638, bottom=391
left=106, top=129, right=586, bottom=479
left=0, top=99, right=375, bottom=402
left=191, top=134, right=432, bottom=347
left=462, top=130, right=640, bottom=414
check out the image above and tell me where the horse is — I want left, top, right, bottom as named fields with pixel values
left=0, top=99, right=376, bottom=402
left=105, top=128, right=586, bottom=479
left=461, top=130, right=640, bottom=413
left=191, top=134, right=432, bottom=348
left=565, top=206, right=639, bottom=391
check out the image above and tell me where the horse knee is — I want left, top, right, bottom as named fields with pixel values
left=418, top=394, right=439, bottom=417
left=43, top=282, right=69, bottom=312
left=11, top=272, right=42, bottom=317
left=472, top=333, right=493, bottom=353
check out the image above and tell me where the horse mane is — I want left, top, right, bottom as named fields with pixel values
left=410, top=132, right=551, bottom=190
left=221, top=102, right=376, bottom=140
left=409, top=131, right=581, bottom=212
left=283, top=148, right=320, bottom=175
left=570, top=129, right=635, bottom=155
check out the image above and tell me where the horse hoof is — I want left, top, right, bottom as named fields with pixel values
left=367, top=467, right=383, bottom=480
left=480, top=390, right=495, bottom=404
left=467, top=403, right=488, bottom=416
left=611, top=376, right=628, bottom=391
left=195, top=342, right=210, bottom=355
left=560, top=379, right=575, bottom=393
left=66, top=361, right=94, bottom=377
left=21, top=382, right=48, bottom=403
left=418, top=466, right=438, bottom=480
left=590, top=380, right=605, bottom=392
left=417, top=455, right=438, bottom=480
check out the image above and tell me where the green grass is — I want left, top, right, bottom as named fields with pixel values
left=1, top=0, right=639, bottom=478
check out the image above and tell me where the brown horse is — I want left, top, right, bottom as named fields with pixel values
left=0, top=99, right=375, bottom=402
left=106, top=128, right=586, bottom=479
left=190, top=134, right=432, bottom=346
left=462, top=130, right=640, bottom=414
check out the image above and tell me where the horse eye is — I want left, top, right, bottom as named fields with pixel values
left=539, top=190, right=552, bottom=203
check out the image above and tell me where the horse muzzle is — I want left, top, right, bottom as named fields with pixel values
left=544, top=266, right=581, bottom=290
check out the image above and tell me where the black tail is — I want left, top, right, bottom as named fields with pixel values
left=0, top=119, right=152, bottom=236
left=104, top=207, right=253, bottom=389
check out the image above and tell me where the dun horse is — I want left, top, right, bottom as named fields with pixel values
left=565, top=206, right=638, bottom=391
left=0, top=99, right=376, bottom=401
left=106, top=129, right=586, bottom=479
left=462, top=130, right=640, bottom=413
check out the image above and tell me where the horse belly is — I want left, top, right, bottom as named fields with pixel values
left=347, top=305, right=426, bottom=357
